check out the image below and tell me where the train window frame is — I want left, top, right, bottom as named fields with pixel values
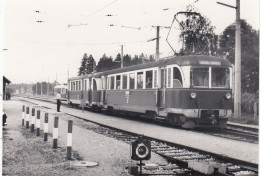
left=153, top=69, right=158, bottom=88
left=101, top=76, right=106, bottom=90
left=110, top=76, right=115, bottom=90
left=137, top=71, right=144, bottom=89
left=160, top=68, right=166, bottom=89
left=129, top=73, right=135, bottom=89
left=145, top=70, right=153, bottom=89
left=116, top=75, right=121, bottom=90
left=172, top=67, right=183, bottom=88
left=190, top=67, right=209, bottom=88
left=122, top=74, right=128, bottom=90
left=167, top=67, right=172, bottom=88
left=211, top=67, right=231, bottom=89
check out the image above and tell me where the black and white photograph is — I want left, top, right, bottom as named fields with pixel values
left=1, top=0, right=259, bottom=175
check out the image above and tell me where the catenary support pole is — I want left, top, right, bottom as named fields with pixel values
left=234, top=0, right=241, bottom=119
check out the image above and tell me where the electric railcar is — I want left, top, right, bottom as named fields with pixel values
left=68, top=55, right=233, bottom=129
left=54, top=84, right=68, bottom=101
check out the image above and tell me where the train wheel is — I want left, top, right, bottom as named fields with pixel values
left=218, top=119, right=227, bottom=129
left=182, top=120, right=196, bottom=129
left=145, top=111, right=156, bottom=120
left=167, top=114, right=179, bottom=126
left=106, top=106, right=113, bottom=115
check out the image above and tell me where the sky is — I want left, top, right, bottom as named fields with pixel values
left=1, top=0, right=259, bottom=84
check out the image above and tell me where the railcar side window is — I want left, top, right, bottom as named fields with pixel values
left=137, top=72, right=143, bottom=89
left=153, top=70, right=158, bottom=88
left=190, top=68, right=209, bottom=88
left=122, top=74, right=127, bottom=89
left=110, top=76, right=115, bottom=90
left=116, top=75, right=121, bottom=89
left=129, top=73, right=135, bottom=89
left=173, top=67, right=183, bottom=88
left=211, top=68, right=230, bottom=88
left=167, top=68, right=171, bottom=87
left=93, top=79, right=97, bottom=91
left=145, top=70, right=153, bottom=89
left=161, top=69, right=165, bottom=88
left=76, top=81, right=79, bottom=90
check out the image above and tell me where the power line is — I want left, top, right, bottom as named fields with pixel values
left=81, top=0, right=120, bottom=21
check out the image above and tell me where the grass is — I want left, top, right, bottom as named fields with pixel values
left=229, top=112, right=259, bottom=126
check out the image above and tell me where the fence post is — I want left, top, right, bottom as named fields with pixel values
left=31, top=108, right=35, bottom=132
left=67, top=120, right=73, bottom=160
left=53, top=117, right=59, bottom=149
left=36, top=110, right=41, bottom=136
left=26, top=107, right=30, bottom=129
left=22, top=105, right=25, bottom=126
left=44, top=113, right=49, bottom=141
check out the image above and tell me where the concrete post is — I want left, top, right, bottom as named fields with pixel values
left=31, top=108, right=35, bottom=132
left=44, top=113, right=49, bottom=141
left=67, top=120, right=73, bottom=160
left=36, top=110, right=41, bottom=136
left=22, top=105, right=25, bottom=126
left=26, top=107, right=30, bottom=129
left=53, top=117, right=59, bottom=149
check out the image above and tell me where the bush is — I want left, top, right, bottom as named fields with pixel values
left=241, top=91, right=258, bottom=113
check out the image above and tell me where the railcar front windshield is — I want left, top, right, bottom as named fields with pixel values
left=190, top=68, right=209, bottom=88
left=190, top=67, right=230, bottom=88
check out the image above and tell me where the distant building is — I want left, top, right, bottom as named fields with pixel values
left=3, top=76, right=11, bottom=100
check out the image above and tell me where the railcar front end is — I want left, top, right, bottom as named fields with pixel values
left=164, top=59, right=233, bottom=129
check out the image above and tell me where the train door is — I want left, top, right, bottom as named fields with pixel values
left=88, top=78, right=92, bottom=104
left=101, top=76, right=107, bottom=105
left=158, top=67, right=166, bottom=108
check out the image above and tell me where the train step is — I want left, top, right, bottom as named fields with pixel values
left=158, top=110, right=167, bottom=117
left=154, top=116, right=165, bottom=121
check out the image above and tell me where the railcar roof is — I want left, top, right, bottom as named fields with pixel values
left=68, top=73, right=93, bottom=81
left=94, top=55, right=232, bottom=78
left=54, top=84, right=68, bottom=89
left=68, top=55, right=232, bottom=80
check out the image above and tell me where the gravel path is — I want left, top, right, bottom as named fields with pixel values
left=3, top=99, right=168, bottom=175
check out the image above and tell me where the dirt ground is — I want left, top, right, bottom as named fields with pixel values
left=2, top=99, right=169, bottom=176
left=2, top=100, right=131, bottom=176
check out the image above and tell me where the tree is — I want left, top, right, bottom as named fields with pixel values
left=169, top=5, right=217, bottom=55
left=87, top=55, right=96, bottom=73
left=78, top=53, right=96, bottom=75
left=78, top=53, right=88, bottom=76
left=219, top=19, right=259, bottom=93
left=96, top=54, right=114, bottom=72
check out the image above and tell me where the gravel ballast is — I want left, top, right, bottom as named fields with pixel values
left=3, top=100, right=168, bottom=175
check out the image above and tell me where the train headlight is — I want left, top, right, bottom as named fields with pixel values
left=225, top=93, right=232, bottom=100
left=190, top=92, right=197, bottom=99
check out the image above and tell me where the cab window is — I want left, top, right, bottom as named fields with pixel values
left=173, top=67, right=183, bottom=88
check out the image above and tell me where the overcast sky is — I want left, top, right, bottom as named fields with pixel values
left=1, top=0, right=259, bottom=84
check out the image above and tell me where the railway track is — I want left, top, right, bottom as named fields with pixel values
left=16, top=95, right=259, bottom=144
left=17, top=96, right=258, bottom=176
